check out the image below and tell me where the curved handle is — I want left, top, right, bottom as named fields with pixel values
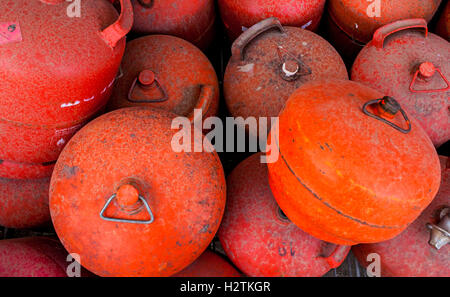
left=100, top=193, right=155, bottom=224
left=362, top=97, right=412, bottom=134
left=127, top=70, right=169, bottom=103
left=100, top=0, right=133, bottom=48
left=232, top=17, right=285, bottom=61
left=409, top=62, right=450, bottom=93
left=187, top=85, right=215, bottom=123
left=372, top=19, right=428, bottom=49
left=320, top=245, right=351, bottom=269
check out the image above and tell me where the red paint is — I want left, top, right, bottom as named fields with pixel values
left=218, top=0, right=326, bottom=41
left=353, top=156, right=450, bottom=277
left=267, top=79, right=441, bottom=245
left=219, top=153, right=350, bottom=277
left=131, top=0, right=216, bottom=50
left=50, top=107, right=226, bottom=276
left=173, top=250, right=241, bottom=277
left=351, top=19, right=450, bottom=147
left=0, top=0, right=132, bottom=178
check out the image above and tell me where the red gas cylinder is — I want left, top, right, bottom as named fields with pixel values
left=352, top=155, right=450, bottom=277
left=224, top=18, right=348, bottom=136
left=351, top=19, right=450, bottom=148
left=0, top=177, right=50, bottom=229
left=173, top=250, right=241, bottom=277
left=219, top=153, right=351, bottom=277
left=267, top=79, right=441, bottom=246
left=131, top=0, right=215, bottom=50
left=0, top=0, right=132, bottom=179
left=49, top=107, right=226, bottom=277
left=325, top=0, right=441, bottom=61
left=435, top=1, right=449, bottom=41
left=107, top=35, right=219, bottom=122
left=218, top=0, right=326, bottom=41
left=0, top=237, right=91, bottom=277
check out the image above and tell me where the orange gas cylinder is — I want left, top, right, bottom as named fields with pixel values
left=130, top=0, right=216, bottom=50
left=49, top=107, right=226, bottom=277
left=0, top=177, right=50, bottom=229
left=224, top=18, right=348, bottom=136
left=173, top=250, right=241, bottom=277
left=325, top=0, right=441, bottom=61
left=267, top=79, right=441, bottom=246
left=107, top=35, right=219, bottom=122
left=351, top=19, right=450, bottom=148
left=219, top=153, right=350, bottom=277
left=435, top=1, right=449, bottom=41
left=218, top=0, right=326, bottom=41
left=352, top=155, right=449, bottom=277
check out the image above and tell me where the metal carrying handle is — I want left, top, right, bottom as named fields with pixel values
left=319, top=244, right=351, bottom=269
left=232, top=17, right=285, bottom=61
left=127, top=70, right=169, bottom=103
left=409, top=63, right=450, bottom=93
left=362, top=97, right=411, bottom=134
left=100, top=193, right=155, bottom=224
left=372, top=19, right=428, bottom=49
left=187, top=84, right=215, bottom=123
left=100, top=0, right=134, bottom=48
left=426, top=207, right=450, bottom=250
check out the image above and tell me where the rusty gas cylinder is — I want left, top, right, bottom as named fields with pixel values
left=325, top=0, right=441, bottom=61
left=219, top=153, right=350, bottom=276
left=49, top=107, right=226, bottom=277
left=267, top=79, right=441, bottom=246
left=218, top=0, right=326, bottom=41
left=0, top=177, right=50, bottom=229
left=0, top=0, right=132, bottom=179
left=353, top=155, right=449, bottom=277
left=131, top=0, right=215, bottom=50
left=173, top=250, right=241, bottom=277
left=351, top=19, right=450, bottom=148
left=224, top=18, right=348, bottom=136
left=435, top=1, right=449, bottom=41
left=0, top=237, right=92, bottom=277
left=107, top=35, right=219, bottom=122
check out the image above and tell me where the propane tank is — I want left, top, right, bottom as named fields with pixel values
left=224, top=18, right=348, bottom=136
left=107, top=35, right=219, bottom=122
left=435, top=1, right=449, bottom=41
left=0, top=237, right=92, bottom=277
left=218, top=0, right=326, bottom=41
left=0, top=0, right=132, bottom=179
left=0, top=177, right=50, bottom=229
left=351, top=19, right=450, bottom=148
left=325, top=0, right=442, bottom=61
left=49, top=107, right=226, bottom=277
left=267, top=79, right=441, bottom=245
left=131, top=0, right=215, bottom=50
left=352, top=156, right=449, bottom=277
left=219, top=153, right=350, bottom=277
left=173, top=250, right=241, bottom=277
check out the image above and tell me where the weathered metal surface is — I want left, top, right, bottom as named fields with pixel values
left=351, top=19, right=450, bottom=148
left=173, top=249, right=241, bottom=277
left=224, top=18, right=348, bottom=136
left=218, top=0, right=326, bottom=41
left=267, top=79, right=441, bottom=245
left=0, top=236, right=92, bottom=277
left=0, top=0, right=132, bottom=178
left=219, top=153, right=350, bottom=277
left=326, top=0, right=441, bottom=61
left=0, top=177, right=50, bottom=229
left=352, top=156, right=449, bottom=276
left=49, top=107, right=226, bottom=277
left=131, top=0, right=215, bottom=50
left=107, top=35, right=219, bottom=121
left=435, top=1, right=449, bottom=41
